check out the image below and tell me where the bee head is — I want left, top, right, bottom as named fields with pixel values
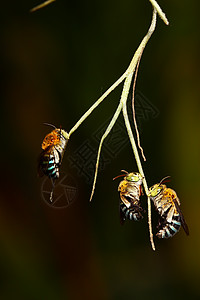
left=125, top=172, right=143, bottom=185
left=148, top=176, right=170, bottom=198
left=148, top=184, right=166, bottom=198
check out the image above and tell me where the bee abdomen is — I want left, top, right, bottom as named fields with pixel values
left=157, top=215, right=181, bottom=239
left=120, top=203, right=143, bottom=221
left=40, top=149, right=61, bottom=179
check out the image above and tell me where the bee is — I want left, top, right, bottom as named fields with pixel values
left=149, top=177, right=189, bottom=239
left=38, top=124, right=69, bottom=202
left=113, top=170, right=144, bottom=224
left=38, top=124, right=69, bottom=180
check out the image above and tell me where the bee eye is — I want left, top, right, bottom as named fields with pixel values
left=155, top=188, right=162, bottom=195
left=125, top=172, right=142, bottom=183
left=127, top=176, right=137, bottom=182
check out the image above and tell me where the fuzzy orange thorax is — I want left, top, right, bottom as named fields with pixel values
left=41, top=130, right=60, bottom=150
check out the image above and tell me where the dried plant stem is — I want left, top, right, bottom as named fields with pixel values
left=120, top=9, right=158, bottom=250
left=89, top=102, right=123, bottom=201
left=67, top=1, right=168, bottom=250
left=132, top=48, right=146, bottom=161
left=149, top=0, right=169, bottom=25
left=89, top=8, right=158, bottom=250
left=68, top=73, right=126, bottom=137
left=30, top=0, right=56, bottom=12
left=122, top=89, right=155, bottom=251
left=68, top=0, right=168, bottom=139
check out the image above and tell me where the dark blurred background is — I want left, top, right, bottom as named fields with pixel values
left=1, top=0, right=200, bottom=299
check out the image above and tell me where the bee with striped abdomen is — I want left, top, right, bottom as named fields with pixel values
left=114, top=170, right=144, bottom=224
left=149, top=178, right=189, bottom=239
left=38, top=124, right=69, bottom=179
left=38, top=124, right=69, bottom=202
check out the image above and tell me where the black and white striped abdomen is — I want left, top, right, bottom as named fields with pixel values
left=157, top=212, right=181, bottom=239
left=120, top=202, right=143, bottom=221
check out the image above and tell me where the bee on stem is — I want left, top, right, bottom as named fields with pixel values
left=149, top=177, right=189, bottom=239
left=38, top=124, right=69, bottom=201
left=113, top=170, right=144, bottom=224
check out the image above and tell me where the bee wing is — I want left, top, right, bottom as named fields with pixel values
left=37, top=159, right=44, bottom=177
left=37, top=148, right=49, bottom=177
left=120, top=194, right=132, bottom=208
left=173, top=199, right=189, bottom=236
left=166, top=205, right=175, bottom=223
left=119, top=208, right=126, bottom=225
left=37, top=146, right=54, bottom=177
left=119, top=201, right=126, bottom=225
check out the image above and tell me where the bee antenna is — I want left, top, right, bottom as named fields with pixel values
left=43, top=122, right=56, bottom=129
left=113, top=170, right=128, bottom=181
left=159, top=176, right=171, bottom=185
left=113, top=174, right=125, bottom=181
left=120, top=170, right=128, bottom=174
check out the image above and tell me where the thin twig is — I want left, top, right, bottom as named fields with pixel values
left=121, top=7, right=157, bottom=192
left=89, top=102, right=123, bottom=202
left=68, top=72, right=126, bottom=137
left=30, top=0, right=56, bottom=13
left=122, top=89, right=155, bottom=251
left=89, top=7, right=161, bottom=251
left=68, top=1, right=168, bottom=138
left=147, top=196, right=155, bottom=250
left=132, top=47, right=146, bottom=161
left=149, top=0, right=169, bottom=25
left=120, top=9, right=158, bottom=251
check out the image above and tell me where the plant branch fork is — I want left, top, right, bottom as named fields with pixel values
left=67, top=1, right=169, bottom=251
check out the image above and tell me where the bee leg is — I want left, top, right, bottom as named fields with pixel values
left=49, top=179, right=56, bottom=202
left=131, top=204, right=144, bottom=212
left=130, top=204, right=144, bottom=220
left=50, top=190, right=54, bottom=202
left=140, top=185, right=144, bottom=196
left=157, top=216, right=166, bottom=230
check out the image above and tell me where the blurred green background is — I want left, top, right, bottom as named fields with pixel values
left=1, top=0, right=200, bottom=299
